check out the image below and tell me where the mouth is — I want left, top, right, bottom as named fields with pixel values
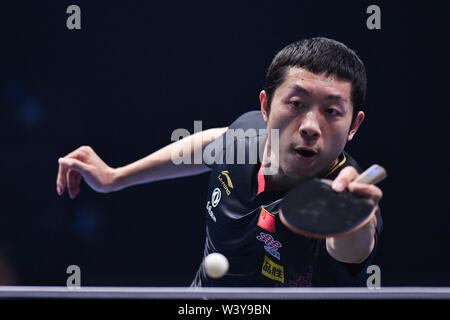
left=294, top=147, right=319, bottom=161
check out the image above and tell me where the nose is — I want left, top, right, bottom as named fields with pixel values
left=299, top=111, right=321, bottom=138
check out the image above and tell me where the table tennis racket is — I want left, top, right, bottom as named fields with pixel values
left=279, top=164, right=387, bottom=238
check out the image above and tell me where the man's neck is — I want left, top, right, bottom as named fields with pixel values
left=261, top=140, right=340, bottom=191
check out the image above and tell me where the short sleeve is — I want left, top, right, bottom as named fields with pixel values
left=203, top=111, right=265, bottom=170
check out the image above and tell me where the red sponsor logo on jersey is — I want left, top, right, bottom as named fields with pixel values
left=257, top=208, right=275, bottom=233
left=256, top=232, right=282, bottom=259
left=256, top=232, right=282, bottom=249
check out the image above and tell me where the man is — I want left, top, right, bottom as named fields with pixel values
left=56, top=37, right=383, bottom=287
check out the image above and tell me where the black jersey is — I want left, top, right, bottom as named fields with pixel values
left=191, top=111, right=382, bottom=287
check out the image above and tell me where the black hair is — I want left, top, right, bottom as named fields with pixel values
left=264, top=37, right=367, bottom=122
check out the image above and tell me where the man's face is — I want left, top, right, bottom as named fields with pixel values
left=261, top=67, right=364, bottom=183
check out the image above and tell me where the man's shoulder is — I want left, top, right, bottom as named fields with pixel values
left=342, top=151, right=362, bottom=173
left=325, top=151, right=362, bottom=180
left=228, top=110, right=266, bottom=131
left=204, top=110, right=266, bottom=170
left=213, top=110, right=267, bottom=154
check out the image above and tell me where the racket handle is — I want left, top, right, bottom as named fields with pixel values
left=354, top=164, right=387, bottom=185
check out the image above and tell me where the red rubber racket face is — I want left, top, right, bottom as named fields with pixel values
left=280, top=178, right=375, bottom=238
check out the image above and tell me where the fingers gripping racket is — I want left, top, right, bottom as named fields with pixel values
left=279, top=164, right=387, bottom=239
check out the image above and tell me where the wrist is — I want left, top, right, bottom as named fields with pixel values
left=326, top=219, right=376, bottom=263
left=109, top=166, right=124, bottom=192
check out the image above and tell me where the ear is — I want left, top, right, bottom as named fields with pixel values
left=348, top=111, right=365, bottom=141
left=259, top=90, right=269, bottom=123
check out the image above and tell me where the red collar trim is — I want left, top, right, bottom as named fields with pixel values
left=256, top=165, right=266, bottom=195
left=256, top=153, right=346, bottom=195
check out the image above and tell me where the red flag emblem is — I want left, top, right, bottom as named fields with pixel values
left=257, top=208, right=276, bottom=233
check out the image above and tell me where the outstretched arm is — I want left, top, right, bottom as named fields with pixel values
left=56, top=127, right=228, bottom=199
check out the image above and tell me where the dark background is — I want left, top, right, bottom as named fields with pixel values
left=0, top=0, right=448, bottom=286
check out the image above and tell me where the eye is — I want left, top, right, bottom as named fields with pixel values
left=288, top=100, right=305, bottom=108
left=325, top=108, right=340, bottom=116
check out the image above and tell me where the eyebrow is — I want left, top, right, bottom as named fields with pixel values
left=324, top=94, right=347, bottom=104
left=287, top=84, right=347, bottom=104
left=288, top=84, right=311, bottom=97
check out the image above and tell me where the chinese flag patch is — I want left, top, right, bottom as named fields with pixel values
left=257, top=208, right=276, bottom=233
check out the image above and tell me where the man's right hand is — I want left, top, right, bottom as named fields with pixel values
left=56, top=146, right=116, bottom=199
left=56, top=127, right=228, bottom=199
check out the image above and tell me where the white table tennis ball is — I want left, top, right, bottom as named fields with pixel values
left=204, top=252, right=229, bottom=278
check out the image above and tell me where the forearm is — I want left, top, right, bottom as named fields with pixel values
left=111, top=127, right=227, bottom=191
left=326, top=215, right=377, bottom=264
